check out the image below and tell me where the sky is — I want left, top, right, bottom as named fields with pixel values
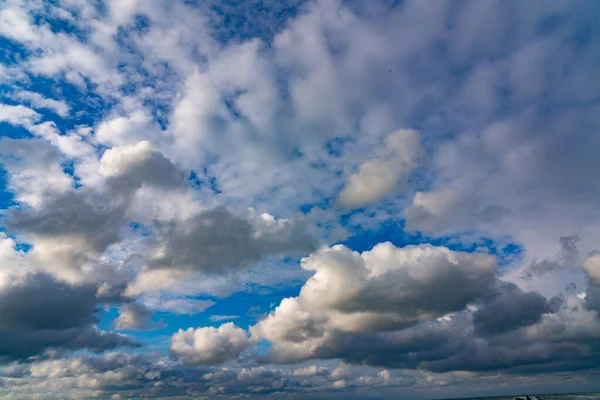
left=0, top=0, right=600, bottom=399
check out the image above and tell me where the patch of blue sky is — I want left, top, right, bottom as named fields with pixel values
left=0, top=168, right=13, bottom=210
left=205, top=0, right=307, bottom=45
left=34, top=4, right=89, bottom=42
left=3, top=73, right=109, bottom=131
left=339, top=220, right=523, bottom=268
left=95, top=284, right=303, bottom=354
left=325, top=136, right=353, bottom=158
left=95, top=306, right=169, bottom=353
left=0, top=36, right=31, bottom=66
left=189, top=167, right=222, bottom=194
left=129, top=221, right=153, bottom=237
left=0, top=121, right=33, bottom=140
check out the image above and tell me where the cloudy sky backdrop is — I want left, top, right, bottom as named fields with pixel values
left=1, top=0, right=600, bottom=398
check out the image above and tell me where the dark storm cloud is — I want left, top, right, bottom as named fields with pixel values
left=0, top=273, right=137, bottom=360
left=585, top=286, right=600, bottom=314
left=473, top=282, right=550, bottom=337
left=0, top=273, right=97, bottom=330
left=0, top=327, right=137, bottom=361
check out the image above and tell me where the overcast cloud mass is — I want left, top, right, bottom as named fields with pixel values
left=1, top=0, right=600, bottom=399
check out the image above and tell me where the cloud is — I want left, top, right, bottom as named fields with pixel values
left=0, top=137, right=73, bottom=206
left=255, top=291, right=600, bottom=374
left=0, top=272, right=137, bottom=360
left=298, top=242, right=496, bottom=328
left=1, top=0, right=600, bottom=397
left=251, top=241, right=497, bottom=361
left=472, top=282, right=550, bottom=337
left=94, top=111, right=160, bottom=147
left=0, top=273, right=97, bottom=331
left=113, top=302, right=165, bottom=331
left=143, top=296, right=215, bottom=316
left=404, top=188, right=509, bottom=235
left=3, top=139, right=186, bottom=283
left=521, top=235, right=580, bottom=280
left=0, top=103, right=41, bottom=126
left=5, top=187, right=129, bottom=283
left=171, top=323, right=254, bottom=365
left=99, top=141, right=183, bottom=189
left=338, top=130, right=421, bottom=208
left=146, top=207, right=316, bottom=274
left=583, top=252, right=600, bottom=287
left=8, top=90, right=70, bottom=117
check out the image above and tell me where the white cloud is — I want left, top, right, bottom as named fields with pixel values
left=9, top=90, right=69, bottom=117
left=338, top=129, right=421, bottom=208
left=94, top=111, right=159, bottom=147
left=0, top=103, right=40, bottom=126
left=583, top=253, right=600, bottom=287
left=171, top=323, right=254, bottom=365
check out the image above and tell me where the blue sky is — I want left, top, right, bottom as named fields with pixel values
left=1, top=0, right=600, bottom=399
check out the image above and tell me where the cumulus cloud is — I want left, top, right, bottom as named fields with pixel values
left=252, top=242, right=497, bottom=361
left=171, top=323, right=254, bottom=365
left=99, top=141, right=183, bottom=189
left=338, top=129, right=421, bottom=208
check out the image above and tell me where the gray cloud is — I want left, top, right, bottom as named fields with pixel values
left=473, top=282, right=549, bottom=337
left=0, top=327, right=137, bottom=362
left=0, top=273, right=137, bottom=360
left=521, top=235, right=580, bottom=280
left=0, top=274, right=97, bottom=331
left=148, top=207, right=317, bottom=274
left=99, top=141, right=183, bottom=190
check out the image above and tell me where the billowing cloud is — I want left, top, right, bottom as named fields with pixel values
left=251, top=242, right=497, bottom=361
left=171, top=323, right=254, bottom=365
left=99, top=141, right=183, bottom=189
